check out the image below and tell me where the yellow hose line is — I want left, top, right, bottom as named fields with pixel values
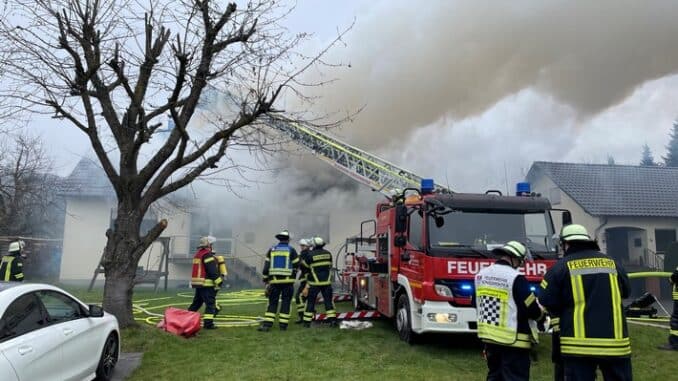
left=132, top=289, right=268, bottom=328
left=628, top=272, right=672, bottom=279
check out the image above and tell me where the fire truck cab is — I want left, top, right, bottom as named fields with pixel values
left=343, top=180, right=565, bottom=343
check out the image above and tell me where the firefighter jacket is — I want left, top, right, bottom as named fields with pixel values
left=672, top=266, right=678, bottom=301
left=475, top=259, right=544, bottom=349
left=297, top=249, right=311, bottom=281
left=302, top=247, right=333, bottom=286
left=191, top=248, right=222, bottom=288
left=539, top=246, right=631, bottom=357
left=0, top=254, right=24, bottom=282
left=262, top=243, right=299, bottom=284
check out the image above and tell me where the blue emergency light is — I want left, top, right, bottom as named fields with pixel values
left=516, top=182, right=531, bottom=196
left=421, top=178, right=435, bottom=194
left=460, top=283, right=473, bottom=291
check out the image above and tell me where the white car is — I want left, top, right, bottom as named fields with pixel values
left=0, top=282, right=119, bottom=381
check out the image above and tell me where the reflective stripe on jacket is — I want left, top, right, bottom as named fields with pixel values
left=0, top=255, right=23, bottom=282
left=475, top=262, right=524, bottom=347
left=303, top=248, right=332, bottom=286
left=262, top=243, right=299, bottom=284
left=540, top=247, right=631, bottom=357
left=191, top=248, right=222, bottom=288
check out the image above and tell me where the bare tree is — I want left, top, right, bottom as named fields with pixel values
left=0, top=132, right=58, bottom=237
left=0, top=0, right=345, bottom=326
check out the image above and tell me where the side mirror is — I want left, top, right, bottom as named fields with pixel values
left=435, top=216, right=444, bottom=228
left=394, top=205, right=408, bottom=233
left=89, top=304, right=104, bottom=318
left=562, top=211, right=572, bottom=226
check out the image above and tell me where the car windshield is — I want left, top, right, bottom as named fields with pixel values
left=427, top=211, right=556, bottom=255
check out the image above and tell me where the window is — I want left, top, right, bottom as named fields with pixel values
left=409, top=210, right=423, bottom=249
left=0, top=293, right=45, bottom=341
left=37, top=291, right=84, bottom=323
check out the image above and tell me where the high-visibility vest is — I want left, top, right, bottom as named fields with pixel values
left=269, top=244, right=293, bottom=278
left=475, top=263, right=532, bottom=349
left=191, top=248, right=216, bottom=287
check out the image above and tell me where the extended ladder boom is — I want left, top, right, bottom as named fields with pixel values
left=269, top=120, right=450, bottom=196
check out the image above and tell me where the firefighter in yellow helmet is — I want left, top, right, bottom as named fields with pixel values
left=658, top=265, right=678, bottom=350
left=1, top=241, right=26, bottom=282
left=302, top=236, right=337, bottom=328
left=475, top=240, right=545, bottom=381
left=540, top=224, right=632, bottom=381
left=258, top=230, right=299, bottom=332
left=188, top=236, right=222, bottom=329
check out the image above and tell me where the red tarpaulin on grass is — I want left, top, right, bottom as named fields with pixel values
left=157, top=307, right=201, bottom=337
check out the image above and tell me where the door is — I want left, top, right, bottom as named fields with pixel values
left=0, top=293, right=63, bottom=381
left=37, top=290, right=101, bottom=381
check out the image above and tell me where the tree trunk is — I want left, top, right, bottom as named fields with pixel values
left=102, top=203, right=147, bottom=327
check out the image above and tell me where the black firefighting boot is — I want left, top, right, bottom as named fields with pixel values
left=295, top=312, right=304, bottom=324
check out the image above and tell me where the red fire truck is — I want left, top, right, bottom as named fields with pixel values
left=341, top=180, right=568, bottom=343
left=269, top=121, right=568, bottom=341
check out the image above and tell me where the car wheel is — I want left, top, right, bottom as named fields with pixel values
left=396, top=294, right=418, bottom=344
left=95, top=333, right=119, bottom=381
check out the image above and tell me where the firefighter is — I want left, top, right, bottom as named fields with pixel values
left=540, top=224, right=632, bottom=381
left=294, top=238, right=312, bottom=324
left=475, top=240, right=545, bottom=381
left=1, top=240, right=26, bottom=282
left=188, top=236, right=222, bottom=329
left=302, top=236, right=337, bottom=328
left=658, top=265, right=678, bottom=350
left=258, top=230, right=299, bottom=332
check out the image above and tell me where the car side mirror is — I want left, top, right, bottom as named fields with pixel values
left=89, top=304, right=104, bottom=318
left=562, top=211, right=572, bottom=226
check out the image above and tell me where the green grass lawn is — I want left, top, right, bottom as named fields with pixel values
left=68, top=287, right=675, bottom=381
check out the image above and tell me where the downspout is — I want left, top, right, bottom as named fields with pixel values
left=594, top=216, right=609, bottom=249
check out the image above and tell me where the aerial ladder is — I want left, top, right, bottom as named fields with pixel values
left=267, top=118, right=450, bottom=197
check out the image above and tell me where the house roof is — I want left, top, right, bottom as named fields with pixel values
left=58, top=158, right=115, bottom=198
left=526, top=161, right=678, bottom=217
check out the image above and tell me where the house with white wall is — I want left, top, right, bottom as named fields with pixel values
left=526, top=161, right=678, bottom=296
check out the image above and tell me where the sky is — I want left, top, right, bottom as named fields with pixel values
left=21, top=1, right=678, bottom=243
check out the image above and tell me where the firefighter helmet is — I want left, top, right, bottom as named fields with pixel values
left=493, top=240, right=527, bottom=259
left=560, top=224, right=592, bottom=242
left=299, top=238, right=310, bottom=247
left=312, top=236, right=325, bottom=247
left=275, top=230, right=290, bottom=241
left=8, top=240, right=25, bottom=253
left=198, top=236, right=211, bottom=248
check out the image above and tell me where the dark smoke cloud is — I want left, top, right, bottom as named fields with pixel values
left=303, top=0, right=678, bottom=149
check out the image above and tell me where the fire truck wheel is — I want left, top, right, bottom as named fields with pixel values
left=396, top=294, right=418, bottom=344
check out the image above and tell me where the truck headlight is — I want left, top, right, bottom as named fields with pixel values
left=434, top=284, right=453, bottom=297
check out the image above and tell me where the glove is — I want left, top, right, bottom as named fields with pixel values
left=264, top=284, right=271, bottom=297
left=301, top=284, right=309, bottom=298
